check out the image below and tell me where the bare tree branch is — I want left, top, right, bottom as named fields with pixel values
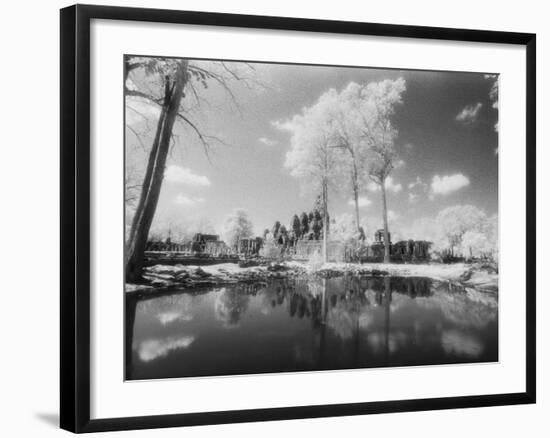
left=126, top=124, right=148, bottom=151
left=188, top=65, right=243, bottom=115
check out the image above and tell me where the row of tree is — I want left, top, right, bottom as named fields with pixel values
left=222, top=204, right=498, bottom=261
left=279, top=78, right=407, bottom=263
left=266, top=209, right=329, bottom=244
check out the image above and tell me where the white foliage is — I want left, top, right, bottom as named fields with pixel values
left=277, top=76, right=406, bottom=246
left=330, top=213, right=358, bottom=242
left=460, top=214, right=498, bottom=259
left=435, top=205, right=498, bottom=259
left=277, top=88, right=346, bottom=194
left=223, top=208, right=255, bottom=249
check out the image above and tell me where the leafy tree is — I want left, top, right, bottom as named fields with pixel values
left=357, top=79, right=406, bottom=262
left=326, top=83, right=373, bottom=231
left=436, top=205, right=487, bottom=256
left=223, top=209, right=254, bottom=250
left=288, top=231, right=297, bottom=248
left=462, top=231, right=490, bottom=259
left=313, top=209, right=323, bottom=237
left=275, top=225, right=288, bottom=246
left=311, top=218, right=322, bottom=240
left=278, top=89, right=346, bottom=262
left=300, top=212, right=310, bottom=237
left=330, top=213, right=357, bottom=242
left=272, top=220, right=281, bottom=240
left=291, top=214, right=302, bottom=239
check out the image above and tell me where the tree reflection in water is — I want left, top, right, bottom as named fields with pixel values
left=215, top=287, right=251, bottom=327
left=126, top=274, right=498, bottom=379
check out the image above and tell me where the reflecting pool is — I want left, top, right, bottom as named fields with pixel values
left=125, top=275, right=498, bottom=380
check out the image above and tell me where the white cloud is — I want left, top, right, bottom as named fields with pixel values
left=456, top=102, right=483, bottom=124
left=173, top=194, right=206, bottom=206
left=386, top=177, right=403, bottom=193
left=407, top=177, right=427, bottom=203
left=165, top=165, right=211, bottom=187
left=271, top=119, right=291, bottom=131
left=348, top=196, right=372, bottom=208
left=366, top=181, right=378, bottom=191
left=367, top=176, right=402, bottom=193
left=408, top=176, right=424, bottom=190
left=394, top=159, right=405, bottom=169
left=258, top=137, right=278, bottom=147
left=431, top=173, right=470, bottom=196
left=387, top=210, right=400, bottom=222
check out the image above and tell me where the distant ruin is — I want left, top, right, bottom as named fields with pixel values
left=145, top=230, right=431, bottom=264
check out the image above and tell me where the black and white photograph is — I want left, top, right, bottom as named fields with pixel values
left=0, top=0, right=544, bottom=434
left=124, top=56, right=499, bottom=381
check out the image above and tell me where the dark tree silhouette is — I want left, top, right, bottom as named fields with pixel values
left=291, top=214, right=302, bottom=239
left=272, top=220, right=281, bottom=241
left=300, top=212, right=309, bottom=237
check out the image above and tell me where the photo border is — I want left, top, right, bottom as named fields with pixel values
left=60, top=4, right=536, bottom=433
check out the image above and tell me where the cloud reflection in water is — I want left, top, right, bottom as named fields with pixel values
left=441, top=330, right=483, bottom=358
left=137, top=335, right=195, bottom=362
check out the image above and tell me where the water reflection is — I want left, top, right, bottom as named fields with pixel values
left=126, top=275, right=498, bottom=380
left=137, top=335, right=195, bottom=362
left=441, top=330, right=484, bottom=358
left=215, top=287, right=250, bottom=327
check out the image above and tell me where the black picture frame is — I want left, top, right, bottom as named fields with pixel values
left=60, top=4, right=536, bottom=433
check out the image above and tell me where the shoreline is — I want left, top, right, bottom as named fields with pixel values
left=125, top=260, right=498, bottom=295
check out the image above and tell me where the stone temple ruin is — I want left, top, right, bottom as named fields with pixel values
left=145, top=229, right=431, bottom=264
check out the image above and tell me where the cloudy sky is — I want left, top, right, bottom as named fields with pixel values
left=125, top=59, right=498, bottom=240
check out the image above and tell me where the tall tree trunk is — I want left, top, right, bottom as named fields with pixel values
left=381, top=180, right=390, bottom=263
left=126, top=104, right=166, bottom=248
left=353, top=183, right=360, bottom=233
left=125, top=61, right=188, bottom=282
left=322, top=179, right=328, bottom=264
left=347, top=149, right=362, bottom=233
